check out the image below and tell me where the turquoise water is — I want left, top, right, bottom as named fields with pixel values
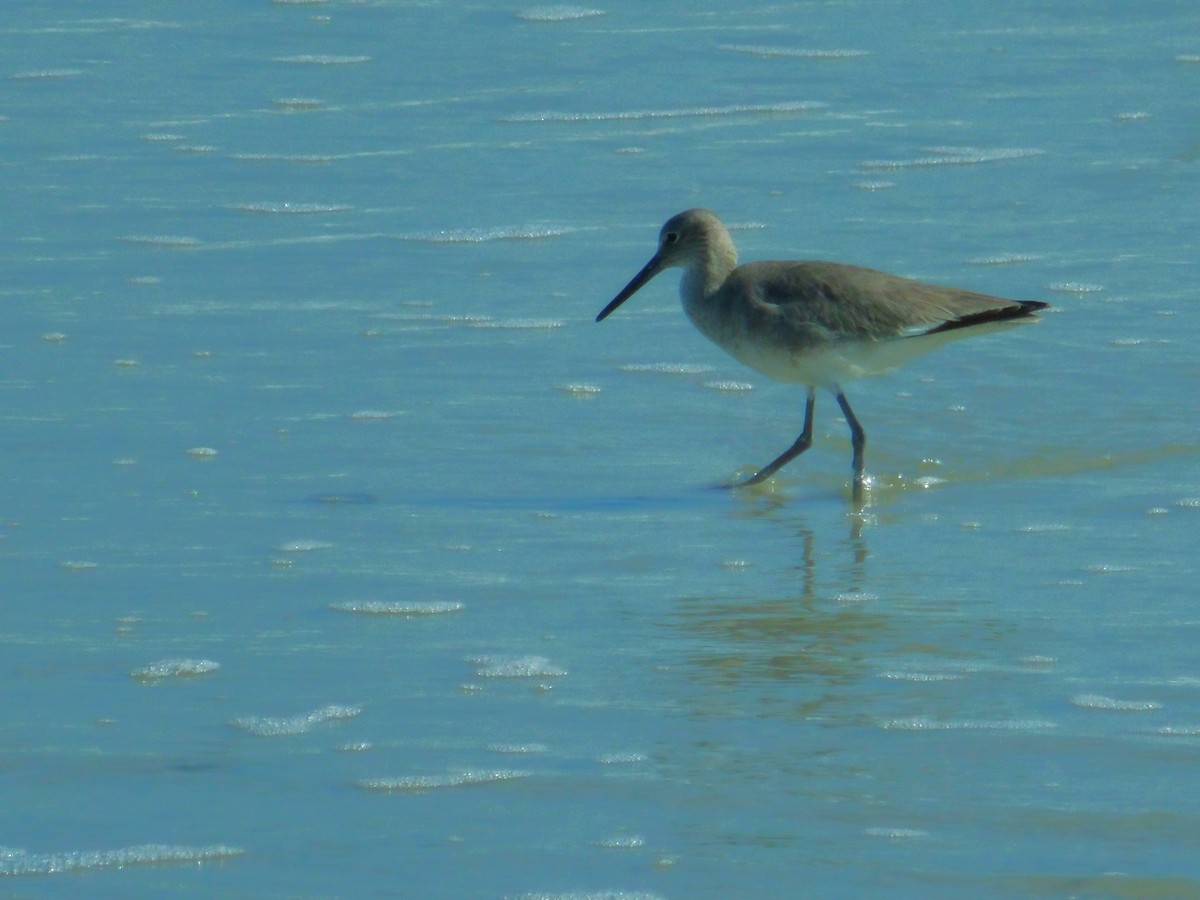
left=3, top=2, right=1200, bottom=897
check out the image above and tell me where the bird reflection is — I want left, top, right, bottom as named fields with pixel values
left=674, top=510, right=881, bottom=715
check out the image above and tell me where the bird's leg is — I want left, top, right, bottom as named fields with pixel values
left=835, top=390, right=867, bottom=502
left=738, top=388, right=816, bottom=486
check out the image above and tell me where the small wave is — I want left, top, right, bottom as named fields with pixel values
left=119, top=234, right=203, bottom=248
left=231, top=704, right=360, bottom=736
left=9, top=69, right=85, bottom=80
left=834, top=591, right=878, bottom=604
left=557, top=383, right=602, bottom=397
left=349, top=409, right=401, bottom=420
left=859, top=147, right=1044, bottom=170
left=1157, top=725, right=1200, bottom=736
left=472, top=655, right=567, bottom=678
left=487, top=742, right=549, bottom=754
left=879, top=717, right=1057, bottom=731
left=0, top=844, right=243, bottom=877
left=596, top=751, right=647, bottom=764
left=357, top=770, right=530, bottom=792
left=1084, top=563, right=1135, bottom=574
left=517, top=6, right=606, bottom=21
left=393, top=226, right=573, bottom=243
left=1071, top=694, right=1161, bottom=712
left=228, top=202, right=352, bottom=214
left=1110, top=337, right=1171, bottom=347
left=718, top=44, right=868, bottom=59
left=131, top=659, right=220, bottom=681
left=276, top=539, right=333, bottom=552
left=232, top=152, right=336, bottom=163
left=864, top=827, right=929, bottom=839
left=967, top=253, right=1041, bottom=266
left=273, top=97, right=324, bottom=109
left=702, top=380, right=754, bottom=392
left=329, top=601, right=463, bottom=616
left=878, top=671, right=964, bottom=683
left=502, top=100, right=825, bottom=123
left=468, top=318, right=564, bottom=330
left=620, top=362, right=716, bottom=375
left=271, top=54, right=370, bottom=65
left=1046, top=282, right=1103, bottom=294
left=510, top=891, right=668, bottom=900
left=594, top=834, right=645, bottom=849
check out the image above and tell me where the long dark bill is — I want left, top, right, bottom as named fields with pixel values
left=595, top=253, right=663, bottom=322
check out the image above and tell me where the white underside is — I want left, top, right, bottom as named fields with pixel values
left=718, top=318, right=1034, bottom=388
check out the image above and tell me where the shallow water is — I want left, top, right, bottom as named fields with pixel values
left=3, top=2, right=1200, bottom=898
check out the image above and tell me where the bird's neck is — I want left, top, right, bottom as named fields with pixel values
left=681, top=243, right=734, bottom=321
left=681, top=242, right=737, bottom=307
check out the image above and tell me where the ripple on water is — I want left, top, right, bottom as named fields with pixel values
left=9, top=69, right=86, bottom=80
left=0, top=844, right=243, bottom=876
left=273, top=97, right=324, bottom=109
left=557, top=383, right=602, bottom=397
left=227, top=202, right=353, bottom=214
left=702, top=380, right=754, bottom=393
left=594, top=834, right=645, bottom=849
left=276, top=539, right=334, bottom=552
left=1071, top=694, right=1161, bottom=712
left=501, top=100, right=825, bottom=123
left=859, top=147, right=1044, bottom=170
left=596, top=751, right=647, bottom=765
left=1046, top=282, right=1104, bottom=294
left=717, top=44, right=869, bottom=59
left=864, top=827, right=929, bottom=840
left=230, top=704, right=361, bottom=736
left=472, top=655, right=568, bottom=678
left=131, top=659, right=220, bottom=681
left=394, top=226, right=573, bottom=243
left=509, top=892, right=669, bottom=900
left=356, top=770, right=531, bottom=793
left=348, top=409, right=402, bottom=420
left=879, top=717, right=1057, bottom=732
left=878, top=670, right=965, bottom=683
left=966, top=253, right=1042, bottom=266
left=1016, top=523, right=1073, bottom=533
left=516, top=6, right=606, bottom=21
left=468, top=318, right=564, bottom=330
left=329, top=600, right=464, bottom=617
left=119, top=235, right=203, bottom=249
left=271, top=54, right=371, bottom=65
left=620, top=362, right=716, bottom=375
left=487, top=742, right=550, bottom=754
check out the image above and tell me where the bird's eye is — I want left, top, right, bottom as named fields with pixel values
left=664, top=231, right=679, bottom=245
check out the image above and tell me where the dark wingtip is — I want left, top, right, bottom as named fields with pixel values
left=922, top=299, right=1049, bottom=336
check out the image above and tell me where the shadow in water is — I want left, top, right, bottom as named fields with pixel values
left=725, top=439, right=1200, bottom=508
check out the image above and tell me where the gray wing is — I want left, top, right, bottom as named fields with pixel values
left=732, top=260, right=1040, bottom=341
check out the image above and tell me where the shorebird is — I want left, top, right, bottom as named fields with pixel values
left=596, top=209, right=1048, bottom=497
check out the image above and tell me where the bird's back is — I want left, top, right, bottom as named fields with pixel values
left=728, top=259, right=1042, bottom=342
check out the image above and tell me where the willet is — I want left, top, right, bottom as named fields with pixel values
left=596, top=208, right=1049, bottom=498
